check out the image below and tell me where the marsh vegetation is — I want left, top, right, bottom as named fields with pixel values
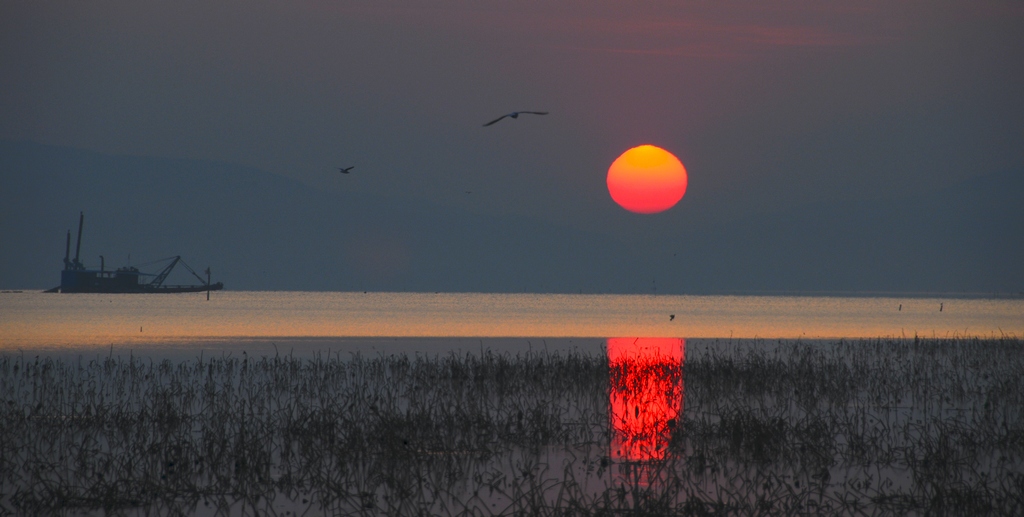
left=1, top=337, right=1022, bottom=515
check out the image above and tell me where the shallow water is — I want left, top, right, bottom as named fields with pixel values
left=1, top=291, right=1020, bottom=354
left=4, top=338, right=1021, bottom=516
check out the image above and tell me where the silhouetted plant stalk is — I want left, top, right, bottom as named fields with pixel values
left=1, top=337, right=1022, bottom=515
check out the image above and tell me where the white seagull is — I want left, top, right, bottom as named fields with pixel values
left=483, top=111, right=548, bottom=127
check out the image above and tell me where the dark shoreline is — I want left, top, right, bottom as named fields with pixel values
left=6, top=335, right=997, bottom=362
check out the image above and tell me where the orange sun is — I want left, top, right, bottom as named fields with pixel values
left=607, top=145, right=688, bottom=214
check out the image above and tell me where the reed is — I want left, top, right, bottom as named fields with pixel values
left=1, top=337, right=1021, bottom=515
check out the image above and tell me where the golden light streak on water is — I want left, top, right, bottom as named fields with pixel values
left=1, top=291, right=1021, bottom=348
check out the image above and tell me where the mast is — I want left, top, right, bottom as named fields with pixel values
left=73, top=211, right=84, bottom=269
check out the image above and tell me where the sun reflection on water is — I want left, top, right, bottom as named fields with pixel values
left=608, top=337, right=685, bottom=461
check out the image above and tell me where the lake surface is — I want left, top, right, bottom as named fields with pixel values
left=3, top=292, right=1022, bottom=514
left=2, top=291, right=1020, bottom=355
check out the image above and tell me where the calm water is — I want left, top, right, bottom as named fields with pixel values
left=1, top=291, right=1020, bottom=354
left=3, top=292, right=1023, bottom=514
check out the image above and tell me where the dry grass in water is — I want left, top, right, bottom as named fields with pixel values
left=1, top=337, right=1022, bottom=515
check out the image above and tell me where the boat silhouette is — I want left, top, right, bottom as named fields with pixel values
left=47, top=212, right=223, bottom=294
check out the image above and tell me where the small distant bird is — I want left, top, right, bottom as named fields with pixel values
left=898, top=304, right=902, bottom=311
left=338, top=166, right=354, bottom=174
left=669, top=314, right=675, bottom=321
left=483, top=111, right=548, bottom=127
left=940, top=303, right=943, bottom=312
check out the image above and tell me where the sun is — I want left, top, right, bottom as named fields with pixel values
left=607, top=145, right=688, bottom=214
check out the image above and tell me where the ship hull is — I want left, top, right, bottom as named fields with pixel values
left=59, top=269, right=223, bottom=294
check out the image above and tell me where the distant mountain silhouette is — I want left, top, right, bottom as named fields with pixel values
left=1, top=140, right=1021, bottom=295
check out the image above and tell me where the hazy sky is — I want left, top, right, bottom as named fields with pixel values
left=2, top=1, right=1022, bottom=292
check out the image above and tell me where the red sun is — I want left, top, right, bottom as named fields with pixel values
left=607, top=145, right=688, bottom=214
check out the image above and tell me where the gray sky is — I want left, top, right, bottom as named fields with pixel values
left=2, top=1, right=1022, bottom=293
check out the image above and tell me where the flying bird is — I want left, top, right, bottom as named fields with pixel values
left=669, top=314, right=675, bottom=321
left=483, top=111, right=548, bottom=127
left=338, top=166, right=354, bottom=174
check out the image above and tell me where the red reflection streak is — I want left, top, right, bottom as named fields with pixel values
left=608, top=338, right=685, bottom=461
